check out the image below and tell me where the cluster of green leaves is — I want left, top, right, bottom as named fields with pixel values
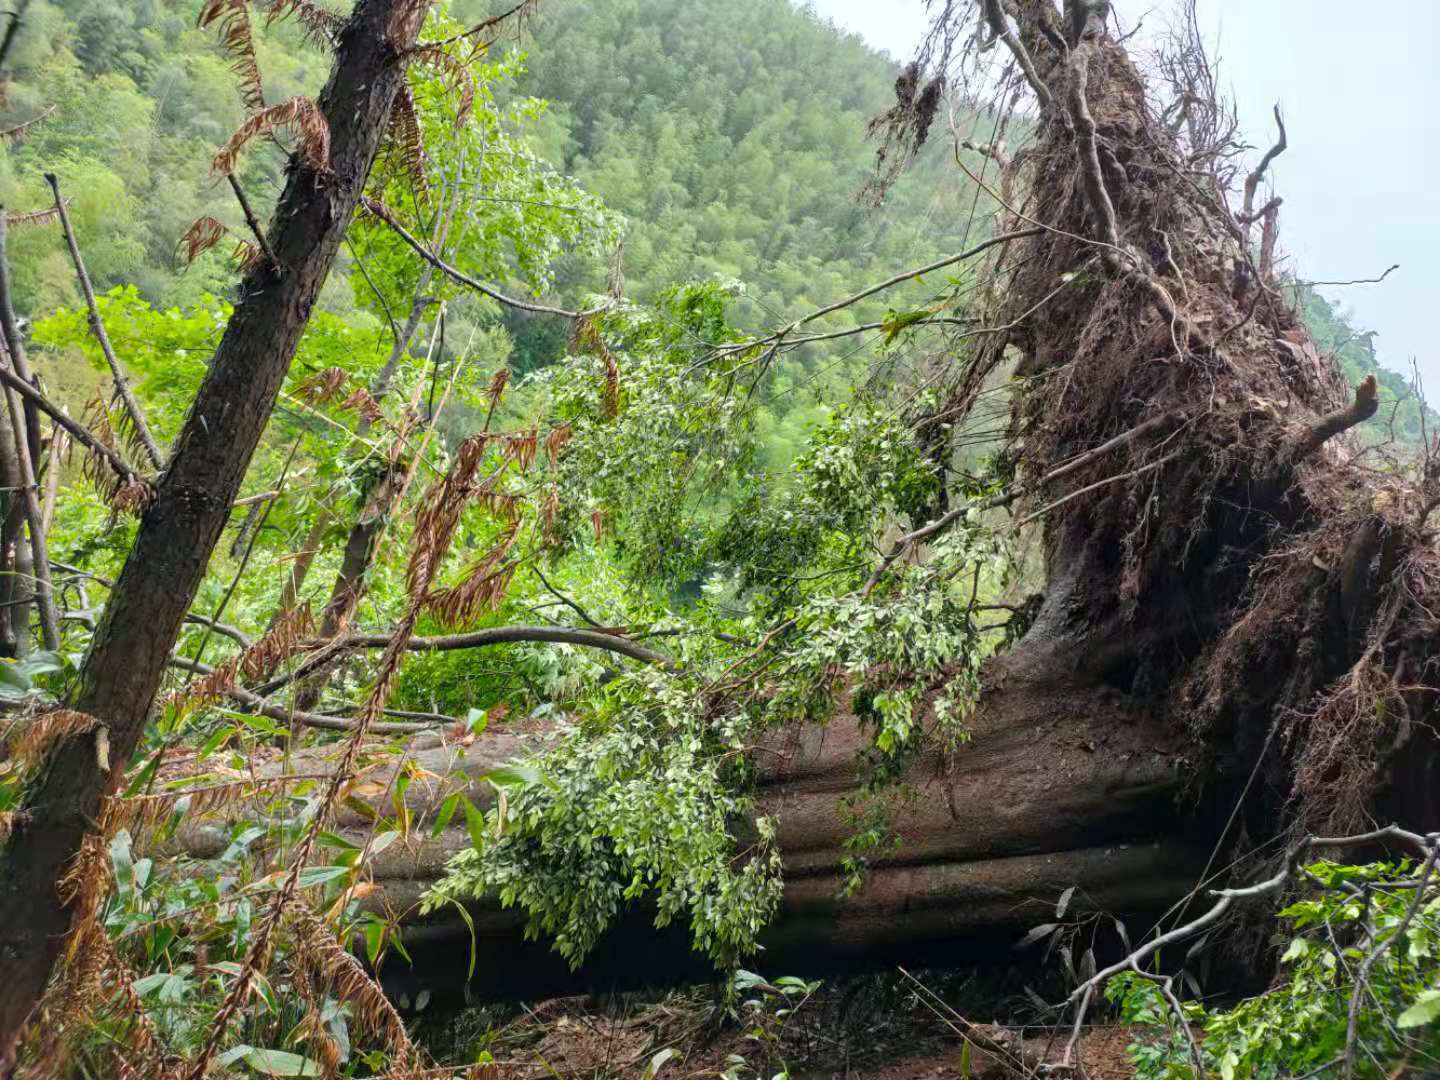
left=422, top=666, right=785, bottom=971
left=1109, top=859, right=1440, bottom=1079
left=422, top=303, right=1014, bottom=971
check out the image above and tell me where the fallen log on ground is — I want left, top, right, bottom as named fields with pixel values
left=175, top=653, right=1210, bottom=1005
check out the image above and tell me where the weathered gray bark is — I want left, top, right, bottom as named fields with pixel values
left=176, top=660, right=1203, bottom=1003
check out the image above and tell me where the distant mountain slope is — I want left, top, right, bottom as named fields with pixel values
left=3, top=0, right=1424, bottom=448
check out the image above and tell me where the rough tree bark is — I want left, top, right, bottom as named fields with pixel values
left=0, top=0, right=428, bottom=1059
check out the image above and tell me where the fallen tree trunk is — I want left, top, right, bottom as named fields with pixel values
left=176, top=652, right=1209, bottom=1003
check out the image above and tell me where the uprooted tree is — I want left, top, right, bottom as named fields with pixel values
left=0, top=0, right=1438, bottom=1074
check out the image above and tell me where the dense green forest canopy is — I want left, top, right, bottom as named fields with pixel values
left=6, top=0, right=1424, bottom=455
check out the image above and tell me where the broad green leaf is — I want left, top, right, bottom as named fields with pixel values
left=462, top=795, right=487, bottom=853
left=1398, top=989, right=1440, bottom=1029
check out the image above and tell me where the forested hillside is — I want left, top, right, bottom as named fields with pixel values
left=1, top=1, right=1438, bottom=1077
left=3, top=0, right=1004, bottom=468
left=3, top=0, right=1422, bottom=455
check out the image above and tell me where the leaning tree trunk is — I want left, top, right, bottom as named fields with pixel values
left=0, top=0, right=428, bottom=1058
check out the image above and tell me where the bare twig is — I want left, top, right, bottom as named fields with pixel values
left=38, top=427, right=64, bottom=537
left=167, top=656, right=436, bottom=734
left=362, top=196, right=602, bottom=319
left=708, top=228, right=1045, bottom=362
left=51, top=559, right=252, bottom=648
left=1013, top=449, right=1181, bottom=529
left=1051, top=826, right=1437, bottom=1072
left=45, top=174, right=164, bottom=470
left=866, top=415, right=1174, bottom=592
left=226, top=173, right=278, bottom=271
left=1242, top=105, right=1288, bottom=223
left=0, top=214, right=57, bottom=649
left=1342, top=841, right=1440, bottom=1077
left=1295, top=265, right=1400, bottom=289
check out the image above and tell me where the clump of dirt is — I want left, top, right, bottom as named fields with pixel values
left=412, top=969, right=1140, bottom=1078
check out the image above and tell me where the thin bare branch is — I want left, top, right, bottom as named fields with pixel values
left=227, top=173, right=278, bottom=271
left=0, top=364, right=138, bottom=486
left=45, top=174, right=164, bottom=470
left=361, top=196, right=602, bottom=318
left=1242, top=104, right=1288, bottom=222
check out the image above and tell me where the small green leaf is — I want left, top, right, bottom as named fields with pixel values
left=1055, top=885, right=1076, bottom=919
left=462, top=795, right=487, bottom=853
left=297, top=865, right=349, bottom=888
left=1398, top=989, right=1440, bottom=1029
left=643, top=1047, right=677, bottom=1078
left=237, top=1046, right=321, bottom=1076
left=0, top=662, right=32, bottom=692
left=432, top=791, right=461, bottom=837
left=482, top=764, right=546, bottom=790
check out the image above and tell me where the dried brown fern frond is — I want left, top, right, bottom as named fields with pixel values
left=500, top=427, right=538, bottom=472
left=295, top=365, right=349, bottom=405
left=287, top=905, right=417, bottom=1066
left=427, top=560, right=517, bottom=626
left=293, top=1007, right=345, bottom=1075
left=109, top=476, right=155, bottom=517
left=80, top=395, right=122, bottom=486
left=77, top=397, right=152, bottom=517
left=539, top=483, right=561, bottom=542
left=408, top=44, right=476, bottom=123
left=0, top=104, right=57, bottom=143
left=57, top=833, right=113, bottom=945
left=90, top=927, right=163, bottom=1070
left=545, top=422, right=572, bottom=469
left=100, top=772, right=321, bottom=834
left=4, top=708, right=100, bottom=769
left=240, top=602, right=314, bottom=681
left=408, top=432, right=490, bottom=601
left=384, top=83, right=429, bottom=200
left=232, top=238, right=263, bottom=272
left=485, top=368, right=510, bottom=413
left=213, top=96, right=330, bottom=176
left=18, top=917, right=105, bottom=1078
left=4, top=205, right=61, bottom=229
left=573, top=319, right=621, bottom=417
left=179, top=216, right=229, bottom=264
left=198, top=0, right=266, bottom=112
left=260, top=0, right=344, bottom=46
left=426, top=526, right=518, bottom=625
left=164, top=604, right=314, bottom=715
left=339, top=386, right=385, bottom=424
left=475, top=489, right=523, bottom=523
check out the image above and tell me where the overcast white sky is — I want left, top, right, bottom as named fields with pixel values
left=806, top=0, right=1440, bottom=387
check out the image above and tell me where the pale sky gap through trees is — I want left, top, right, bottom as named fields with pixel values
left=804, top=0, right=1440, bottom=390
